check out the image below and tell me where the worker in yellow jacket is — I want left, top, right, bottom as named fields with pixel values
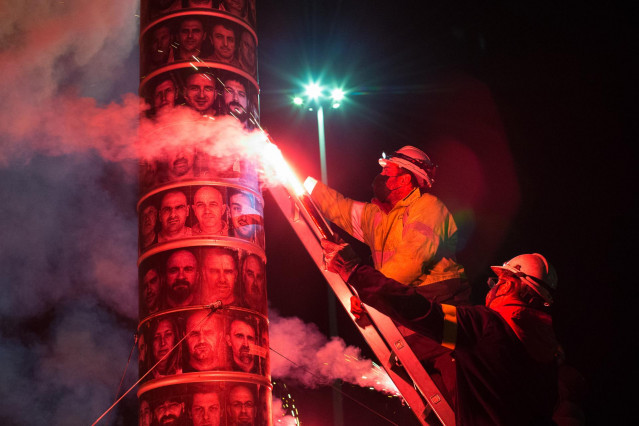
left=305, top=146, right=470, bottom=403
left=304, top=145, right=469, bottom=305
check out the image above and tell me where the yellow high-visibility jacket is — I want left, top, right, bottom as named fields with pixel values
left=309, top=179, right=465, bottom=287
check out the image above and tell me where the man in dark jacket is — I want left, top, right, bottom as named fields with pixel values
left=322, top=239, right=560, bottom=425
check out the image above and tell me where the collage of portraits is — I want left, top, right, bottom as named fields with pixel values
left=138, top=2, right=272, bottom=425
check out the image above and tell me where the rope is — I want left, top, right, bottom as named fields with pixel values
left=114, top=334, right=137, bottom=400
left=92, top=301, right=398, bottom=426
left=91, top=302, right=222, bottom=425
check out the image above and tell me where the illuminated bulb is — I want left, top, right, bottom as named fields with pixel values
left=331, top=88, right=344, bottom=101
left=305, top=82, right=323, bottom=100
left=293, top=96, right=303, bottom=105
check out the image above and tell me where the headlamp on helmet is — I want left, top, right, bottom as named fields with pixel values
left=379, top=146, right=437, bottom=189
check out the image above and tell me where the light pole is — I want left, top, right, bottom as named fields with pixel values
left=293, top=83, right=345, bottom=185
left=293, top=81, right=346, bottom=426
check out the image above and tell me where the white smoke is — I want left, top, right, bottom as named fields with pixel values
left=0, top=1, right=141, bottom=424
left=268, top=310, right=399, bottom=395
left=0, top=0, right=140, bottom=165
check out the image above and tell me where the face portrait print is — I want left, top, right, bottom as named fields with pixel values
left=151, top=317, right=182, bottom=377
left=226, top=318, right=257, bottom=373
left=222, top=0, right=247, bottom=20
left=176, top=17, right=206, bottom=61
left=229, top=191, right=260, bottom=240
left=158, top=190, right=192, bottom=242
left=227, top=384, right=257, bottom=426
left=165, top=249, right=199, bottom=308
left=142, top=266, right=162, bottom=314
left=139, top=399, right=152, bottom=426
left=153, top=78, right=177, bottom=117
left=185, top=310, right=225, bottom=372
left=190, top=388, right=223, bottom=426
left=141, top=203, right=158, bottom=249
left=241, top=254, right=265, bottom=313
left=223, top=78, right=248, bottom=118
left=201, top=247, right=239, bottom=306
left=210, top=23, right=237, bottom=65
left=184, top=72, right=217, bottom=116
left=153, top=396, right=186, bottom=426
left=147, top=24, right=171, bottom=70
left=238, top=31, right=256, bottom=75
left=167, top=146, right=195, bottom=181
left=138, top=331, right=148, bottom=368
left=192, top=186, right=228, bottom=236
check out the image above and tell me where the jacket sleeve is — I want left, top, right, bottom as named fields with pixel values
left=308, top=179, right=370, bottom=243
left=378, top=195, right=450, bottom=284
left=349, top=264, right=448, bottom=343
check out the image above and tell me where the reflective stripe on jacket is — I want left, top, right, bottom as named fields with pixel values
left=310, top=180, right=465, bottom=286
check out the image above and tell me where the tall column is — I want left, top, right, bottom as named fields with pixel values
left=137, top=1, right=270, bottom=425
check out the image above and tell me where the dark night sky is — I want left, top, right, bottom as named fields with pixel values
left=255, top=1, right=636, bottom=424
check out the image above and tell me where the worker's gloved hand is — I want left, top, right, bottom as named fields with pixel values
left=321, top=239, right=361, bottom=282
left=350, top=295, right=372, bottom=327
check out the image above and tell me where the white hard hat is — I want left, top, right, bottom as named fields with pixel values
left=491, top=253, right=558, bottom=305
left=379, top=145, right=437, bottom=188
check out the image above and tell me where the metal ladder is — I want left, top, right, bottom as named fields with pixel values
left=268, top=184, right=455, bottom=426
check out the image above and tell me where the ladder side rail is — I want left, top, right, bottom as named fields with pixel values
left=269, top=186, right=456, bottom=425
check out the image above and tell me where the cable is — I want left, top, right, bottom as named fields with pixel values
left=269, top=346, right=400, bottom=426
left=114, top=333, right=137, bottom=400
left=91, top=302, right=222, bottom=425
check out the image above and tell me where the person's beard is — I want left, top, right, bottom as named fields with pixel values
left=159, top=413, right=180, bottom=425
left=239, top=345, right=252, bottom=364
left=227, top=101, right=248, bottom=122
left=170, top=279, right=191, bottom=303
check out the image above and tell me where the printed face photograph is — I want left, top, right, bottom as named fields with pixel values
left=153, top=78, right=176, bottom=115
left=177, top=18, right=205, bottom=60
left=154, top=397, right=185, bottom=426
left=141, top=204, right=158, bottom=239
left=165, top=249, right=198, bottom=307
left=211, top=24, right=236, bottom=63
left=222, top=0, right=246, bottom=18
left=239, top=31, right=256, bottom=73
left=191, top=390, right=222, bottom=426
left=139, top=399, right=152, bottom=426
left=167, top=146, right=195, bottom=179
left=223, top=79, right=248, bottom=111
left=184, top=73, right=216, bottom=114
left=159, top=190, right=189, bottom=237
left=230, top=191, right=259, bottom=239
left=226, top=318, right=256, bottom=373
left=152, top=318, right=177, bottom=366
left=228, top=384, right=256, bottom=426
left=186, top=310, right=224, bottom=371
left=193, top=186, right=227, bottom=235
left=138, top=332, right=148, bottom=364
left=142, top=267, right=161, bottom=313
left=148, top=24, right=171, bottom=69
left=242, top=254, right=265, bottom=311
left=202, top=248, right=238, bottom=305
